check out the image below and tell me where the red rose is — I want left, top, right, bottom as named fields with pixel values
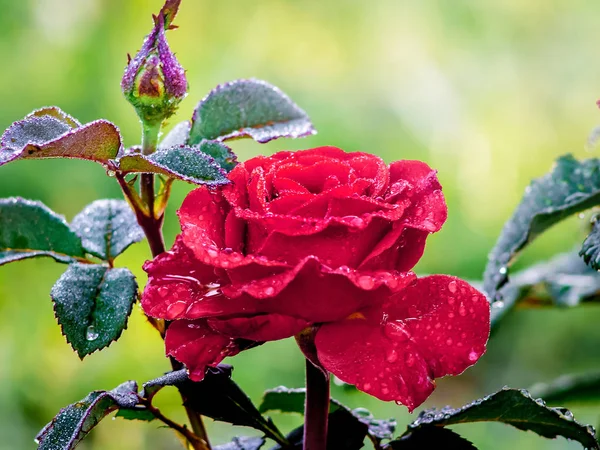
left=142, top=147, right=490, bottom=411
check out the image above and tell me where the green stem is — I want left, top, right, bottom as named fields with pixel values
left=304, top=359, right=330, bottom=450
left=141, top=121, right=161, bottom=216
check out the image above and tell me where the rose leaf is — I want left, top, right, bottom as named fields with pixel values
left=0, top=197, right=86, bottom=265
left=0, top=107, right=121, bottom=166
left=189, top=79, right=315, bottom=144
left=384, top=427, right=477, bottom=449
left=36, top=381, right=139, bottom=450
left=71, top=199, right=144, bottom=261
left=259, top=386, right=395, bottom=441
left=580, top=218, right=600, bottom=270
left=401, top=387, right=599, bottom=449
left=114, top=408, right=156, bottom=422
left=51, top=263, right=138, bottom=358
left=117, top=145, right=229, bottom=185
left=484, top=155, right=600, bottom=301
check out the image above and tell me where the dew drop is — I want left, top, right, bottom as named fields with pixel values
left=446, top=338, right=453, bottom=346
left=405, top=353, right=415, bottom=367
left=459, top=305, right=467, bottom=316
left=381, top=388, right=389, bottom=395
left=106, top=169, right=116, bottom=178
left=358, top=275, right=375, bottom=290
left=386, top=349, right=399, bottom=363
left=86, top=325, right=99, bottom=341
left=264, top=286, right=275, bottom=295
left=363, top=383, right=372, bottom=390
left=448, top=281, right=458, bottom=293
left=499, top=267, right=507, bottom=275
left=468, top=350, right=479, bottom=362
left=492, top=301, right=505, bottom=309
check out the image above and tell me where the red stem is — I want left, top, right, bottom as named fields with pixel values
left=304, top=359, right=330, bottom=450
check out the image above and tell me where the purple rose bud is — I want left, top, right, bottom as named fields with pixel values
left=121, top=0, right=187, bottom=125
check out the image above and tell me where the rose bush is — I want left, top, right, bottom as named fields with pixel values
left=142, top=146, right=490, bottom=410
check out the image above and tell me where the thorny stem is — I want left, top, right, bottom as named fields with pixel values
left=115, top=121, right=212, bottom=450
left=304, top=359, right=330, bottom=450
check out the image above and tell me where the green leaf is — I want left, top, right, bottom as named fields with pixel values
left=115, top=408, right=156, bottom=422
left=36, top=381, right=139, bottom=450
left=385, top=427, right=477, bottom=450
left=142, top=366, right=288, bottom=445
left=0, top=107, right=121, bottom=166
left=483, top=155, right=600, bottom=301
left=404, top=387, right=599, bottom=449
left=271, top=408, right=369, bottom=450
left=117, top=146, right=229, bottom=185
left=259, top=386, right=395, bottom=441
left=198, top=139, right=237, bottom=172
left=491, top=251, right=600, bottom=328
left=0, top=197, right=85, bottom=265
left=580, top=217, right=600, bottom=269
left=51, top=263, right=138, bottom=358
left=529, top=371, right=600, bottom=405
left=71, top=199, right=144, bottom=261
left=213, top=437, right=265, bottom=450
left=189, top=79, right=315, bottom=144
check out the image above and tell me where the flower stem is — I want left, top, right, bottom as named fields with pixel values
left=304, top=359, right=330, bottom=450
left=115, top=119, right=212, bottom=450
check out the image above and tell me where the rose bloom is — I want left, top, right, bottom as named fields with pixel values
left=142, top=147, right=490, bottom=411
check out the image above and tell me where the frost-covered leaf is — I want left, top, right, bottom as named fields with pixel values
left=529, top=371, right=600, bottom=405
left=36, top=381, right=139, bottom=450
left=271, top=408, right=369, bottom=450
left=189, top=79, right=315, bottom=144
left=117, top=146, right=228, bottom=185
left=404, top=387, right=599, bottom=449
left=198, top=139, right=237, bottom=172
left=158, top=121, right=190, bottom=149
left=385, top=427, right=477, bottom=449
left=213, top=437, right=265, bottom=450
left=484, top=155, right=600, bottom=301
left=0, top=107, right=121, bottom=166
left=142, top=366, right=287, bottom=444
left=0, top=197, right=85, bottom=265
left=491, top=251, right=600, bottom=328
left=259, top=387, right=395, bottom=441
left=71, top=200, right=144, bottom=261
left=51, top=263, right=137, bottom=358
left=115, top=408, right=156, bottom=422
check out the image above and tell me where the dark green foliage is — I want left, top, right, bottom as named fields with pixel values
left=0, top=107, right=121, bottom=166
left=529, top=371, right=600, bottom=405
left=271, top=408, right=369, bottom=450
left=213, top=437, right=265, bottom=450
left=259, top=386, right=395, bottom=441
left=71, top=199, right=144, bottom=261
left=36, top=381, right=139, bottom=450
left=117, top=146, right=229, bottom=185
left=189, top=79, right=315, bottom=144
left=491, top=251, right=600, bottom=328
left=198, top=139, right=237, bottom=172
left=0, top=197, right=85, bottom=265
left=484, top=155, right=600, bottom=301
left=404, top=387, right=599, bottom=449
left=385, top=427, right=477, bottom=449
left=51, top=263, right=138, bottom=358
left=142, top=366, right=288, bottom=445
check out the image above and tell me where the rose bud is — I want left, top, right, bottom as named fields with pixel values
left=141, top=147, right=491, bottom=411
left=121, top=3, right=187, bottom=125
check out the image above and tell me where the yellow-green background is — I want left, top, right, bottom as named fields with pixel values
left=1, top=0, right=600, bottom=448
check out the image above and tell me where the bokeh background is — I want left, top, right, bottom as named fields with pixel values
left=1, top=0, right=600, bottom=448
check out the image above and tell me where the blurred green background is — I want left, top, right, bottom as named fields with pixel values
left=1, top=0, right=600, bottom=448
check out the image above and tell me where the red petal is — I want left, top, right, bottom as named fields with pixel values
left=178, top=186, right=228, bottom=249
left=141, top=237, right=220, bottom=320
left=314, top=276, right=489, bottom=411
left=165, top=319, right=238, bottom=381
left=207, top=313, right=309, bottom=341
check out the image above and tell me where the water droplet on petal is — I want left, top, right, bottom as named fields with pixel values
left=358, top=275, right=375, bottom=290
left=264, top=286, right=275, bottom=296
left=363, top=383, right=372, bottom=390
left=468, top=350, right=479, bottom=362
left=386, top=349, right=399, bottom=363
left=448, top=281, right=457, bottom=293
left=86, top=325, right=99, bottom=341
left=446, top=338, right=453, bottom=346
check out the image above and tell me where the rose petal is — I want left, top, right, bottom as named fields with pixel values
left=178, top=186, right=228, bottom=249
left=315, top=275, right=490, bottom=411
left=207, top=313, right=309, bottom=341
left=165, top=319, right=238, bottom=381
